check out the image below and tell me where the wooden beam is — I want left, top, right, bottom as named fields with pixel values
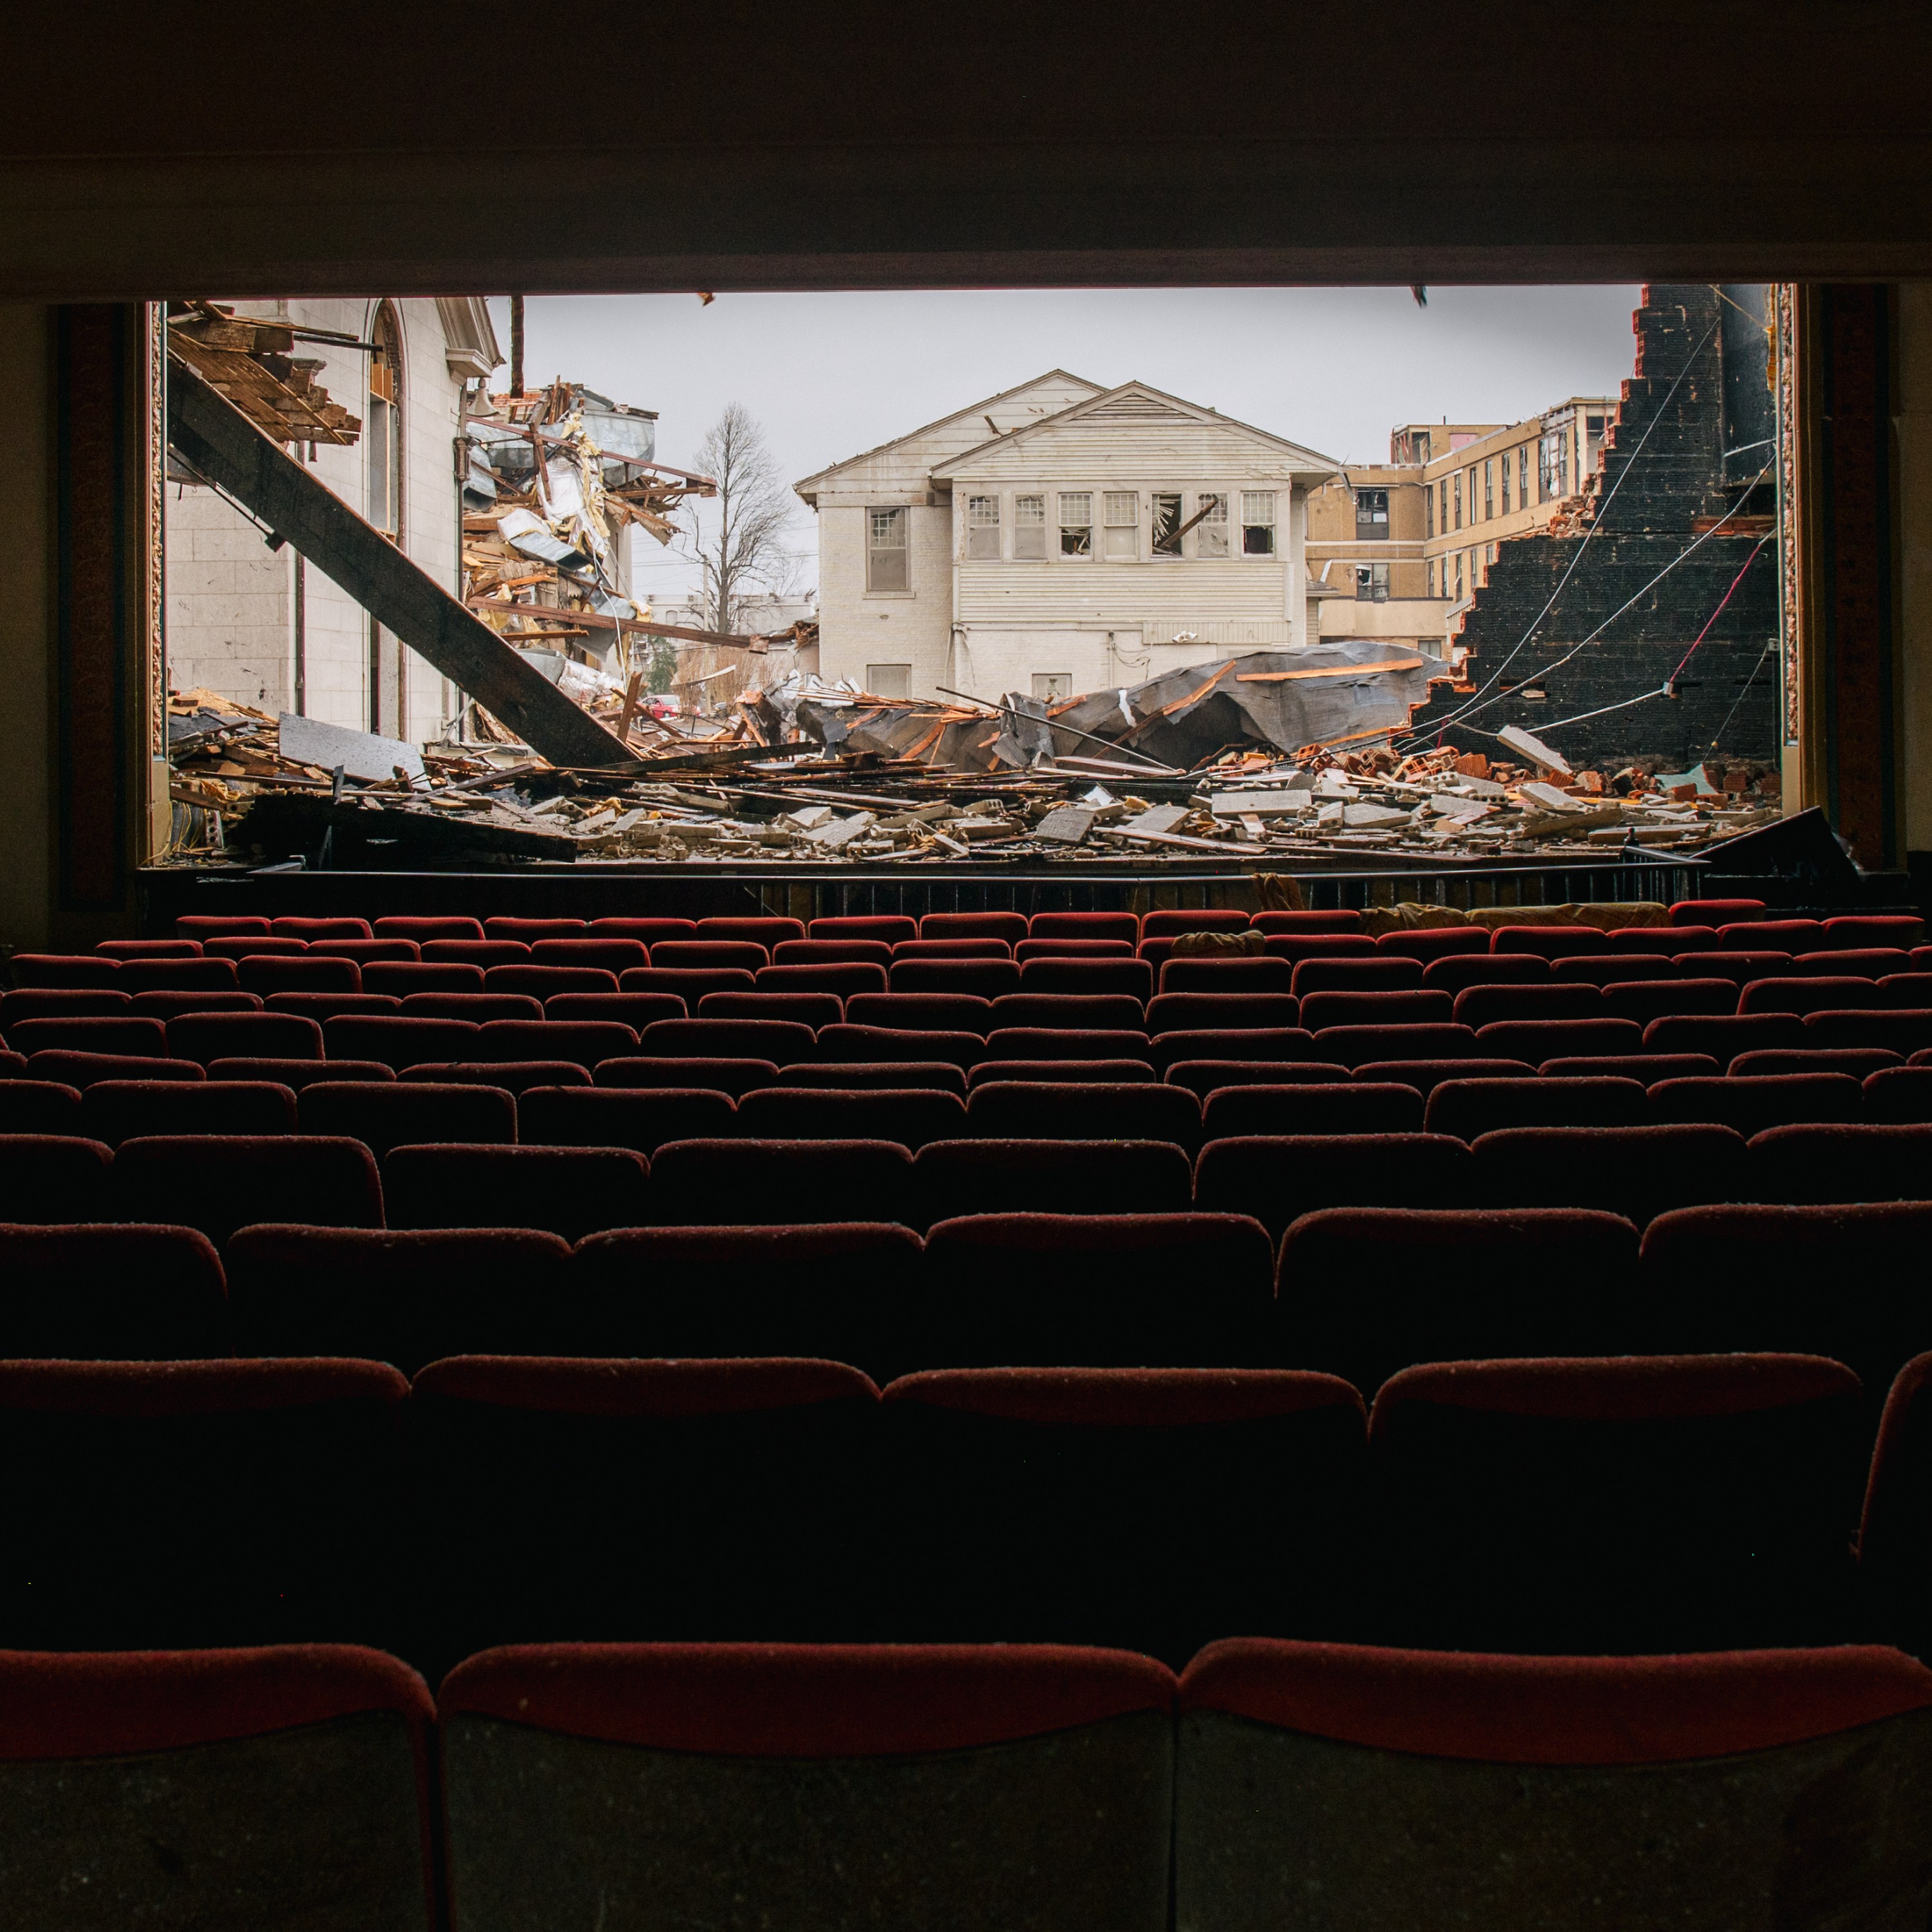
left=468, top=594, right=759, bottom=649
left=1236, top=656, right=1425, bottom=681
left=167, top=357, right=636, bottom=772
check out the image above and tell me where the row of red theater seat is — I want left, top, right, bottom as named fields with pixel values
left=1, top=1343, right=1932, bottom=1670
left=8, top=1200, right=1932, bottom=1396
left=1, top=1118, right=1928, bottom=1245
left=9, top=1006, right=1932, bottom=1084
left=12, top=1634, right=1928, bottom=1931
left=6, top=1063, right=1932, bottom=1158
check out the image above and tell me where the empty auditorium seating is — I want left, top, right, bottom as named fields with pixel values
left=1750, top=1122, right=1932, bottom=1203
left=310, top=938, right=420, bottom=963
left=167, top=1010, right=323, bottom=1065
left=1804, top=1007, right=1932, bottom=1054
left=732, top=1085, right=963, bottom=1148
left=26, top=1049, right=202, bottom=1089
left=544, top=990, right=687, bottom=1031
left=1451, top=982, right=1602, bottom=1028
left=325, top=1015, right=483, bottom=1069
left=0, top=1223, right=227, bottom=1358
left=0, top=1645, right=437, bottom=1931
left=1161, top=956, right=1296, bottom=994
left=965, top=1079, right=1199, bottom=1147
left=1278, top=1208, right=1644, bottom=1392
left=1727, top=918, right=1826, bottom=952
left=1143, top=992, right=1300, bottom=1036
left=1793, top=946, right=1915, bottom=979
left=621, top=964, right=759, bottom=1003
left=891, top=938, right=1011, bottom=960
left=1251, top=911, right=1363, bottom=934
left=117, top=954, right=240, bottom=990
left=375, top=914, right=484, bottom=940
left=1349, top=1056, right=1531, bottom=1094
left=238, top=955, right=363, bottom=997
left=485, top=963, right=621, bottom=998
left=889, top=958, right=1020, bottom=997
left=1474, top=1017, right=1645, bottom=1062
left=115, top=1135, right=384, bottom=1245
left=272, top=917, right=371, bottom=942
left=887, top=1370, right=1361, bottom=1663
left=1739, top=974, right=1882, bottom=1015
left=485, top=917, right=585, bottom=942
left=0, top=1359, right=408, bottom=1650
left=297, top=1079, right=514, bottom=1155
left=0, top=1134, right=115, bottom=1222
left=810, top=914, right=918, bottom=943
left=8, top=1014, right=167, bottom=1057
left=177, top=915, right=271, bottom=938
left=1649, top=1073, right=1863, bottom=1135
left=1676, top=897, right=1763, bottom=925
left=1691, top=948, right=1795, bottom=986
left=1732, top=1046, right=1900, bottom=1079
left=1864, top=1066, right=1932, bottom=1121
left=1174, top=1640, right=1932, bottom=1932
left=1376, top=924, right=1492, bottom=960
left=773, top=938, right=893, bottom=966
left=1291, top=958, right=1425, bottom=994
left=410, top=1058, right=588, bottom=1094
left=363, top=960, right=486, bottom=995
left=98, top=938, right=202, bottom=958
left=587, top=917, right=696, bottom=943
left=79, top=1077, right=296, bottom=1145
left=919, top=910, right=1028, bottom=942
left=983, top=1026, right=1151, bottom=1063
left=917, top=1139, right=1191, bottom=1226
left=410, top=1358, right=880, bottom=1672
left=437, top=1642, right=1175, bottom=1931
left=129, top=989, right=264, bottom=1019
left=1599, top=976, right=1738, bottom=1025
left=227, top=1224, right=574, bottom=1371
left=1551, top=952, right=1680, bottom=984
left=267, top=990, right=400, bottom=1021
left=1018, top=937, right=1137, bottom=964
left=1470, top=1124, right=1750, bottom=1224
left=10, top=952, right=122, bottom=988
left=0, top=987, right=129, bottom=1024
left=1425, top=1075, right=1647, bottom=1139
left=1312, top=1023, right=1478, bottom=1067
left=780, top=1059, right=968, bottom=1095
left=989, top=994, right=1147, bottom=1034
left=650, top=1138, right=914, bottom=1226
left=1194, top=1132, right=1470, bottom=1236
left=1300, top=990, right=1452, bottom=1030
left=424, top=940, right=530, bottom=966
left=384, top=1144, right=649, bottom=1241
left=1017, top=957, right=1153, bottom=999
left=209, top=1055, right=394, bottom=1090
left=756, top=961, right=888, bottom=996
left=1147, top=1027, right=1314, bottom=1072
left=205, top=936, right=310, bottom=961
left=1618, top=920, right=1721, bottom=951
left=1365, top=1354, right=1866, bottom=1652
left=1422, top=952, right=1550, bottom=992
left=1201, top=1082, right=1425, bottom=1137
left=529, top=936, right=649, bottom=971
left=696, top=917, right=806, bottom=947
left=1644, top=1012, right=1806, bottom=1059
left=712, top=990, right=846, bottom=1032
left=918, top=1213, right=1274, bottom=1372
left=1857, top=1352, right=1932, bottom=1662
left=1488, top=925, right=1609, bottom=960
left=842, top=992, right=994, bottom=1035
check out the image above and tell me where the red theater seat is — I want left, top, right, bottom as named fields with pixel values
left=1201, top=1081, right=1424, bottom=1137
left=1279, top=1208, right=1644, bottom=1392
left=965, top=1080, right=1198, bottom=1148
left=916, top=1138, right=1192, bottom=1227
left=1147, top=1028, right=1314, bottom=1073
left=364, top=961, right=486, bottom=995
left=1750, top=1122, right=1932, bottom=1204
left=422, top=939, right=529, bottom=965
left=736, top=1084, right=965, bottom=1148
left=207, top=936, right=312, bottom=962
left=1643, top=1012, right=1806, bottom=1060
left=1854, top=1353, right=1932, bottom=1661
left=755, top=962, right=887, bottom=998
left=1144, top=992, right=1300, bottom=1035
left=117, top=956, right=240, bottom=992
left=115, top=1135, right=385, bottom=1245
left=620, top=965, right=759, bottom=1003
left=889, top=958, right=1020, bottom=997
left=545, top=992, right=687, bottom=1031
left=176, top=915, right=271, bottom=938
left=1475, top=1018, right=1644, bottom=1061
left=167, top=1010, right=323, bottom=1065
left=773, top=939, right=893, bottom=967
left=238, top=956, right=363, bottom=996
left=990, top=994, right=1146, bottom=1033
left=1426, top=1075, right=1646, bottom=1139
left=298, top=1080, right=515, bottom=1157
left=1804, top=1009, right=1932, bottom=1055
left=884, top=1371, right=1359, bottom=1665
left=129, top=990, right=264, bottom=1021
left=781, top=1060, right=967, bottom=1095
left=266, top=992, right=400, bottom=1022
left=79, top=1079, right=296, bottom=1145
left=398, top=992, right=541, bottom=1022
left=1452, top=982, right=1602, bottom=1027
left=0, top=1134, right=115, bottom=1222
left=1864, top=1066, right=1932, bottom=1122
left=699, top=991, right=843, bottom=1030
left=569, top=1225, right=918, bottom=1379
left=1649, top=1073, right=1863, bottom=1135
left=374, top=914, right=484, bottom=940
left=0, top=1645, right=436, bottom=1929
left=227, top=1224, right=572, bottom=1370
left=474, top=1019, right=638, bottom=1066
left=650, top=1137, right=916, bottom=1226
left=0, top=988, right=129, bottom=1025
left=8, top=954, right=122, bottom=989
left=309, top=938, right=419, bottom=963
left=1725, top=918, right=1825, bottom=952
left=0, top=1081, right=83, bottom=1133
left=1422, top=954, right=1550, bottom=992
left=1027, top=911, right=1139, bottom=943
left=1349, top=1056, right=1531, bottom=1094
left=520, top=1084, right=737, bottom=1153
left=587, top=918, right=697, bottom=943
left=405, top=1060, right=589, bottom=1095
left=1374, top=925, right=1492, bottom=961
left=26, top=1050, right=202, bottom=1089
left=809, top=914, right=917, bottom=943
left=485, top=917, right=586, bottom=942
left=983, top=1027, right=1152, bottom=1063
left=1251, top=911, right=1363, bottom=934
left=1291, top=958, right=1425, bottom=994
left=484, top=964, right=621, bottom=997
left=1468, top=1124, right=1750, bottom=1224
left=1599, top=976, right=1738, bottom=1025
left=1739, top=974, right=1882, bottom=1016
left=212, top=1056, right=395, bottom=1090
left=1016, top=958, right=1153, bottom=1000
left=695, top=917, right=806, bottom=947
left=383, top=1143, right=650, bottom=1241
left=0, top=1222, right=228, bottom=1358
left=639, top=1016, right=816, bottom=1064
left=272, top=917, right=371, bottom=941
left=968, top=1059, right=1155, bottom=1088
left=1487, top=925, right=1608, bottom=960
left=1162, top=956, right=1297, bottom=994
left=1879, top=973, right=1932, bottom=1008
left=1312, top=1023, right=1479, bottom=1068
left=1141, top=909, right=1251, bottom=938
left=1261, top=933, right=1379, bottom=963
left=437, top=1642, right=1173, bottom=1929
left=8, top=1015, right=165, bottom=1058
left=1174, top=1641, right=1932, bottom=1931
left=1793, top=947, right=1914, bottom=979
left=845, top=992, right=994, bottom=1034
left=1015, top=937, right=1135, bottom=961
left=1732, top=1046, right=1900, bottom=1079
left=1674, top=896, right=1764, bottom=925
left=918, top=911, right=1028, bottom=942
left=1194, top=1133, right=1468, bottom=1237
left=891, top=938, right=1010, bottom=960
left=325, top=1016, right=483, bottom=1070
left=529, top=938, right=649, bottom=971
left=0, top=1359, right=408, bottom=1649
left=593, top=1056, right=780, bottom=1099
left=1823, top=914, right=1926, bottom=951
left=810, top=1025, right=984, bottom=1068
left=412, top=1359, right=877, bottom=1675
left=1300, top=990, right=1452, bottom=1030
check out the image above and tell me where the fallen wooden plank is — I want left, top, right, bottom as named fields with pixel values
left=1236, top=656, right=1425, bottom=682
left=168, top=356, right=637, bottom=773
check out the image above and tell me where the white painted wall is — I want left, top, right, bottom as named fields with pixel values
left=166, top=296, right=486, bottom=743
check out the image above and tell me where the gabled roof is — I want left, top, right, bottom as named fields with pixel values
left=793, top=369, right=1104, bottom=498
left=930, top=379, right=1341, bottom=482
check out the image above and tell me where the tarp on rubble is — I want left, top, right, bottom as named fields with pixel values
left=1049, top=641, right=1437, bottom=768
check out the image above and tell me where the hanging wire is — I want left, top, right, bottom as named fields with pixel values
left=1706, top=636, right=1778, bottom=753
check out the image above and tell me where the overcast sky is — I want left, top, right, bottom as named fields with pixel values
left=489, top=285, right=1644, bottom=607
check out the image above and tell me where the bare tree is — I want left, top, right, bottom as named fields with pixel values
left=684, top=402, right=798, bottom=634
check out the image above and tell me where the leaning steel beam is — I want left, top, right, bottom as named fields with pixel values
left=167, top=357, right=637, bottom=771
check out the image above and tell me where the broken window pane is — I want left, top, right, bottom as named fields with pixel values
left=967, top=493, right=1001, bottom=560
left=866, top=662, right=911, bottom=699
left=1354, top=488, right=1388, bottom=540
left=1014, top=493, right=1046, bottom=559
left=1483, top=460, right=1494, bottom=520
left=1059, top=491, right=1092, bottom=557
left=1151, top=491, right=1183, bottom=557
left=1500, top=454, right=1511, bottom=515
left=1424, top=484, right=1434, bottom=538
left=1452, top=471, right=1463, bottom=530
left=1197, top=492, right=1229, bottom=557
left=1354, top=561, right=1389, bottom=601
left=1032, top=671, right=1072, bottom=701
left=1241, top=491, right=1275, bottom=554
left=1103, top=490, right=1137, bottom=558
left=867, top=506, right=909, bottom=591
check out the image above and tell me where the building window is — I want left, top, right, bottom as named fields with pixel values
left=1355, top=488, right=1389, bottom=539
left=1586, top=413, right=1606, bottom=473
left=1424, top=485, right=1434, bottom=538
left=1452, top=471, right=1462, bottom=531
left=1483, top=460, right=1494, bottom=520
left=866, top=663, right=911, bottom=699
left=1059, top=491, right=1092, bottom=557
left=1539, top=433, right=1562, bottom=502
left=867, top=507, right=909, bottom=590
left=1437, top=478, right=1448, bottom=536
left=1150, top=491, right=1184, bottom=558
left=1519, top=444, right=1531, bottom=508
left=1562, top=429, right=1573, bottom=494
left=1427, top=557, right=1437, bottom=596
left=1032, top=672, right=1072, bottom=701
left=1196, top=492, right=1229, bottom=557
left=367, top=314, right=401, bottom=536
left=1500, top=455, right=1511, bottom=515
left=1355, top=561, right=1390, bottom=601
left=1241, top=491, right=1276, bottom=554
left=966, top=495, right=1000, bottom=560
left=1467, top=466, right=1478, bottom=527
left=1014, top=493, right=1046, bottom=560
left=1103, top=490, right=1137, bottom=559
left=1455, top=550, right=1465, bottom=598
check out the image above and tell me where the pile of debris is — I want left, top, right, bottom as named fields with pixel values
left=165, top=303, right=362, bottom=448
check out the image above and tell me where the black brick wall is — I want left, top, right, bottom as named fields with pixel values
left=1404, top=284, right=1779, bottom=774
